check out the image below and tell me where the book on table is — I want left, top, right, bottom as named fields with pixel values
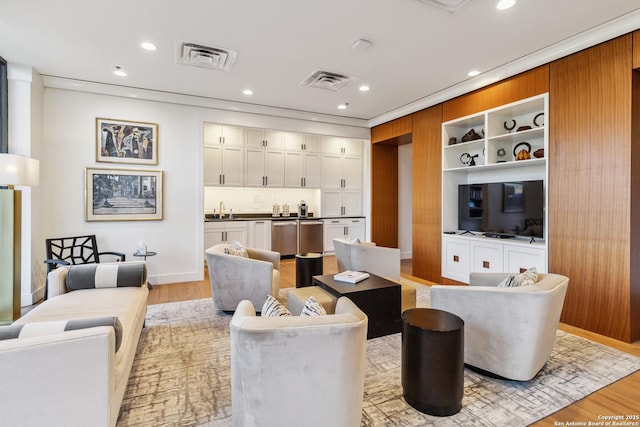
left=333, top=270, right=370, bottom=284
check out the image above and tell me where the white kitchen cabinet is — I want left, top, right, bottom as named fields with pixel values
left=284, top=132, right=321, bottom=188
left=246, top=128, right=285, bottom=187
left=204, top=221, right=248, bottom=257
left=503, top=244, right=546, bottom=273
left=203, top=124, right=244, bottom=186
left=320, top=139, right=362, bottom=190
left=322, top=189, right=362, bottom=217
left=320, top=136, right=362, bottom=156
left=442, top=237, right=471, bottom=283
left=322, top=217, right=366, bottom=252
left=248, top=220, right=271, bottom=251
left=471, top=240, right=504, bottom=273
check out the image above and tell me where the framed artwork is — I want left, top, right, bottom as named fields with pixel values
left=96, top=118, right=158, bottom=165
left=85, top=168, right=163, bottom=221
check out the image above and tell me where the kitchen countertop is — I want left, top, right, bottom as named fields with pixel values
left=204, top=213, right=364, bottom=222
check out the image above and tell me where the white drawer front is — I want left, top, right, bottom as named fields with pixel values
left=504, top=245, right=547, bottom=273
left=471, top=241, right=503, bottom=273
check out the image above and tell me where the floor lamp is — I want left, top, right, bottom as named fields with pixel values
left=0, top=153, right=39, bottom=325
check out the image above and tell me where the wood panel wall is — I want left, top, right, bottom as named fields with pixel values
left=634, top=30, right=640, bottom=69
left=442, top=66, right=549, bottom=122
left=371, top=116, right=412, bottom=144
left=630, top=69, right=640, bottom=342
left=549, top=35, right=636, bottom=342
left=371, top=143, right=399, bottom=247
left=411, top=105, right=442, bottom=282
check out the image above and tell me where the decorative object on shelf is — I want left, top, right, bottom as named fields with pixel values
left=448, top=137, right=457, bottom=145
left=461, top=128, right=482, bottom=142
left=516, top=125, right=532, bottom=132
left=533, top=148, right=545, bottom=158
left=85, top=167, right=164, bottom=221
left=459, top=153, right=479, bottom=166
left=533, top=112, right=544, bottom=127
left=96, top=118, right=158, bottom=165
left=513, top=142, right=532, bottom=161
left=497, top=148, right=507, bottom=162
left=504, top=120, right=516, bottom=133
left=272, top=204, right=280, bottom=217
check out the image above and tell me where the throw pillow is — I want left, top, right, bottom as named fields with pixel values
left=0, top=317, right=123, bottom=352
left=261, top=294, right=291, bottom=317
left=498, top=267, right=538, bottom=288
left=301, top=296, right=327, bottom=316
left=224, top=241, right=249, bottom=258
left=66, top=262, right=147, bottom=291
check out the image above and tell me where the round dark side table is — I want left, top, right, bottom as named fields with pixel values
left=295, top=252, right=323, bottom=287
left=133, top=250, right=156, bottom=290
left=401, top=308, right=464, bottom=416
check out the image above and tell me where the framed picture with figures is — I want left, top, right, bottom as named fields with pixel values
left=96, top=118, right=158, bottom=165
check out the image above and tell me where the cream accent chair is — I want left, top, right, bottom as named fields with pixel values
left=430, top=272, right=569, bottom=381
left=230, top=297, right=368, bottom=427
left=205, top=244, right=280, bottom=313
left=333, top=237, right=416, bottom=312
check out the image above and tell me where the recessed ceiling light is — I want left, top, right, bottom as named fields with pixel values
left=467, top=70, right=480, bottom=77
left=113, top=66, right=127, bottom=77
left=141, top=42, right=157, bottom=51
left=337, top=103, right=348, bottom=110
left=359, top=85, right=370, bottom=92
left=243, top=89, right=254, bottom=96
left=496, top=0, right=516, bottom=10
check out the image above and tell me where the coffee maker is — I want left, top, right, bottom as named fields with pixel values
left=298, top=200, right=308, bottom=218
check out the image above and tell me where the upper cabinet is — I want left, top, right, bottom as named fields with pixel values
left=245, top=128, right=285, bottom=187
left=203, top=124, right=245, bottom=186
left=320, top=137, right=363, bottom=190
left=283, top=132, right=321, bottom=188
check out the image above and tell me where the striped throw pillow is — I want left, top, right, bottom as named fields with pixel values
left=261, top=294, right=291, bottom=317
left=0, top=317, right=123, bottom=352
left=65, top=262, right=147, bottom=291
left=301, top=296, right=327, bottom=316
left=498, top=267, right=538, bottom=287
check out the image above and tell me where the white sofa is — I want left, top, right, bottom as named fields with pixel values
left=230, top=297, right=368, bottom=427
left=431, top=272, right=569, bottom=381
left=333, top=237, right=416, bottom=312
left=205, top=243, right=280, bottom=312
left=0, top=261, right=149, bottom=427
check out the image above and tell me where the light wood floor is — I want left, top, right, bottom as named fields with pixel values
left=148, top=256, right=640, bottom=425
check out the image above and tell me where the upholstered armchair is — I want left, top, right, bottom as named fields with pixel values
left=230, top=296, right=368, bottom=427
left=430, top=272, right=569, bottom=381
left=205, top=244, right=280, bottom=313
left=333, top=237, right=416, bottom=312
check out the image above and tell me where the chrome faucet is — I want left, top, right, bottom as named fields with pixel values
left=219, top=201, right=225, bottom=219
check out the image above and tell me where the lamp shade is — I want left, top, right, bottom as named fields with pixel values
left=0, top=153, right=39, bottom=187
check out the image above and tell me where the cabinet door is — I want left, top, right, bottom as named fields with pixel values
left=303, top=152, right=321, bottom=188
left=264, top=149, right=284, bottom=187
left=303, top=134, right=320, bottom=153
left=225, top=224, right=248, bottom=246
left=245, top=148, right=265, bottom=187
left=471, top=241, right=503, bottom=273
left=264, top=130, right=283, bottom=149
left=342, top=191, right=362, bottom=216
left=503, top=245, right=547, bottom=273
left=323, top=221, right=345, bottom=252
left=345, top=218, right=365, bottom=241
left=204, top=223, right=226, bottom=256
left=321, top=190, right=343, bottom=217
left=284, top=151, right=303, bottom=187
left=204, top=123, right=222, bottom=146
left=284, top=132, right=304, bottom=152
left=320, top=136, right=344, bottom=154
left=245, top=128, right=265, bottom=148
left=203, top=146, right=223, bottom=186
left=342, top=139, right=362, bottom=156
left=342, top=155, right=362, bottom=189
left=249, top=220, right=271, bottom=250
left=221, top=125, right=245, bottom=147
left=221, top=146, right=244, bottom=186
left=321, top=154, right=343, bottom=189
left=442, top=238, right=470, bottom=283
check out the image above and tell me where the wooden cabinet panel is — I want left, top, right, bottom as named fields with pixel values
left=411, top=105, right=442, bottom=282
left=442, top=66, right=549, bottom=122
left=371, top=143, right=398, bottom=248
left=634, top=30, right=640, bottom=69
left=549, top=34, right=635, bottom=342
left=371, top=116, right=412, bottom=144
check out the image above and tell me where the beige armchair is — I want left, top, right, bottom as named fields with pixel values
left=230, top=297, right=368, bottom=427
left=430, top=272, right=569, bottom=381
left=333, top=237, right=416, bottom=312
left=205, top=244, right=280, bottom=313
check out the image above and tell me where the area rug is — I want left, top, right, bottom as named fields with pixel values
left=117, top=284, right=640, bottom=426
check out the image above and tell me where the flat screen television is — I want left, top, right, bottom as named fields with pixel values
left=458, top=180, right=544, bottom=239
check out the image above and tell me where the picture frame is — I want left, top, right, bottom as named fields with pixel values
left=96, top=118, right=158, bottom=165
left=85, top=168, right=163, bottom=221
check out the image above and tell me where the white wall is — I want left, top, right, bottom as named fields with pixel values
left=398, top=144, right=412, bottom=259
left=34, top=87, right=369, bottom=297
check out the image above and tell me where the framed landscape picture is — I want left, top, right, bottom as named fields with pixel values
left=85, top=168, right=163, bottom=221
left=96, top=118, right=158, bottom=165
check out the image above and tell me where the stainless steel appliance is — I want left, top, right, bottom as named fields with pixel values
left=298, top=220, right=324, bottom=254
left=298, top=200, right=308, bottom=218
left=271, top=221, right=298, bottom=257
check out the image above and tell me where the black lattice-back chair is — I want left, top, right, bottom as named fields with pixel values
left=44, top=235, right=126, bottom=299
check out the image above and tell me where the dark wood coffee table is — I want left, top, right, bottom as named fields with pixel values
left=312, top=273, right=401, bottom=339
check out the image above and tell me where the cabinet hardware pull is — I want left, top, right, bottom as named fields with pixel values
left=265, top=176, right=268, bottom=186
left=453, top=255, right=459, bottom=262
left=301, top=177, right=304, bottom=187
left=219, top=174, right=222, bottom=184
left=331, top=220, right=339, bottom=223
left=223, top=175, right=225, bottom=185
left=303, top=177, right=306, bottom=187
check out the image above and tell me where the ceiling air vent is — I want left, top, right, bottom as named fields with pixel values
left=300, top=69, right=358, bottom=92
left=175, top=40, right=237, bottom=72
left=417, top=0, right=474, bottom=15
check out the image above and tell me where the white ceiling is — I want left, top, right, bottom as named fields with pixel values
left=1, top=0, right=639, bottom=126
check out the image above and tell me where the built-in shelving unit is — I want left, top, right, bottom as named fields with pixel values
left=441, top=94, right=549, bottom=283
